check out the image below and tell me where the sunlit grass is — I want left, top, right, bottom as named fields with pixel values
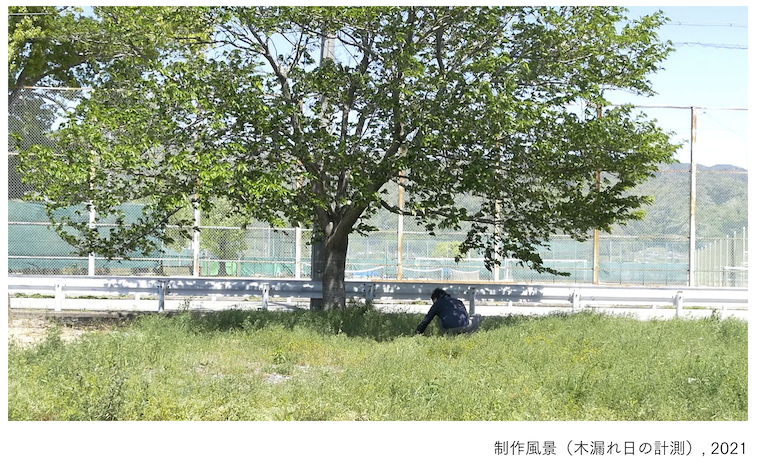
left=8, top=306, right=747, bottom=421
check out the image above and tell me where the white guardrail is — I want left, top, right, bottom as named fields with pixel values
left=6, top=275, right=749, bottom=316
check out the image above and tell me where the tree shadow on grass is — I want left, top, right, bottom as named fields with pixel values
left=164, top=304, right=558, bottom=342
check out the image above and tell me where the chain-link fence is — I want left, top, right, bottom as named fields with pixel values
left=8, top=88, right=749, bottom=286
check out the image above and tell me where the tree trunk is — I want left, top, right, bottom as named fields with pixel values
left=321, top=227, right=350, bottom=311
left=312, top=205, right=366, bottom=311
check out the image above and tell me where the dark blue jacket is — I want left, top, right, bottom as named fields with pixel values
left=416, top=295, right=469, bottom=334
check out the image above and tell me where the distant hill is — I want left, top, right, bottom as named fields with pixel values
left=613, top=163, right=748, bottom=239
left=365, top=162, right=749, bottom=241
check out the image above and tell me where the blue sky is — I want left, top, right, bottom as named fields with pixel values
left=618, top=6, right=747, bottom=108
left=606, top=6, right=748, bottom=168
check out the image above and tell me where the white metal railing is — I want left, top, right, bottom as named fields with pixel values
left=7, top=275, right=748, bottom=316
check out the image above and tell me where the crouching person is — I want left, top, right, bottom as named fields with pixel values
left=415, top=288, right=482, bottom=335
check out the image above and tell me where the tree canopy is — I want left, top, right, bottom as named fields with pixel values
left=8, top=6, right=208, bottom=97
left=17, top=6, right=679, bottom=310
left=8, top=6, right=207, bottom=196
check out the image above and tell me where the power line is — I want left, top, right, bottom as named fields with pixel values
left=672, top=42, right=747, bottom=50
left=700, top=111, right=748, bottom=143
left=664, top=21, right=747, bottom=28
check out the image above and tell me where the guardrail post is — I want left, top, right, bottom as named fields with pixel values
left=675, top=291, right=683, bottom=318
left=571, top=290, right=581, bottom=311
left=364, top=283, right=376, bottom=304
left=468, top=286, right=476, bottom=315
left=54, top=280, right=63, bottom=312
left=262, top=283, right=270, bottom=310
left=158, top=280, right=167, bottom=313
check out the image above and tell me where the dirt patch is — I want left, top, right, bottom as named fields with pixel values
left=7, top=312, right=113, bottom=348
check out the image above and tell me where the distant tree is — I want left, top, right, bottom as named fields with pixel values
left=431, top=242, right=462, bottom=259
left=18, top=6, right=679, bottom=310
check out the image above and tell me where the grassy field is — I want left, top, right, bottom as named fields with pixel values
left=8, top=305, right=747, bottom=421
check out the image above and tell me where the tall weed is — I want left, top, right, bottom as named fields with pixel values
left=8, top=307, right=747, bottom=421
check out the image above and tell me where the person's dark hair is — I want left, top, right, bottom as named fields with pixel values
left=431, top=288, right=449, bottom=301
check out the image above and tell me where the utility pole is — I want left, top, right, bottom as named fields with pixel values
left=592, top=104, right=602, bottom=285
left=310, top=32, right=335, bottom=310
left=688, top=107, right=698, bottom=286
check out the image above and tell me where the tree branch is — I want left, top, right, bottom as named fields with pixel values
left=434, top=24, right=445, bottom=73
left=378, top=198, right=495, bottom=226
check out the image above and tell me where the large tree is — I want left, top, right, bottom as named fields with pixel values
left=18, top=6, right=679, bottom=310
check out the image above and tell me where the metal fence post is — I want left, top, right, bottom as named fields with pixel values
left=88, top=202, right=96, bottom=276
left=295, top=225, right=302, bottom=279
left=741, top=226, right=748, bottom=287
left=468, top=286, right=476, bottom=315
left=193, top=201, right=201, bottom=277
left=397, top=170, right=405, bottom=280
left=593, top=172, right=601, bottom=285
